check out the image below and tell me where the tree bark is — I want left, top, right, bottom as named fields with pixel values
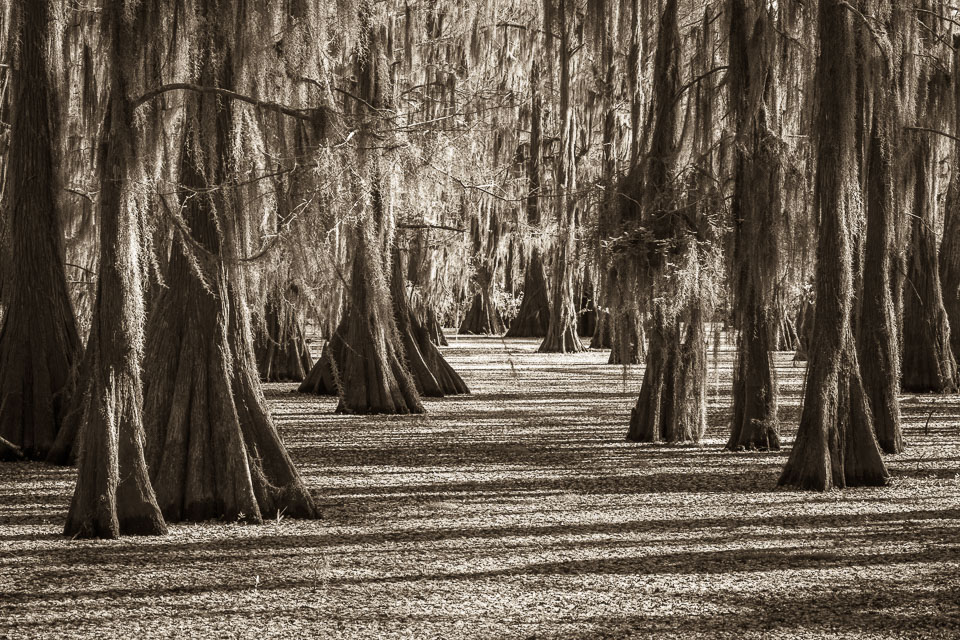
left=142, top=12, right=317, bottom=522
left=0, top=0, right=81, bottom=461
left=941, top=172, right=960, bottom=365
left=779, top=0, right=888, bottom=490
left=628, top=310, right=705, bottom=443
left=507, top=248, right=551, bottom=337
left=538, top=0, right=584, bottom=354
left=726, top=0, right=781, bottom=451
left=902, top=133, right=958, bottom=393
left=459, top=268, right=505, bottom=335
left=507, top=59, right=551, bottom=339
left=392, top=248, right=469, bottom=397
left=64, top=2, right=166, bottom=538
left=255, top=289, right=313, bottom=382
left=856, top=13, right=903, bottom=454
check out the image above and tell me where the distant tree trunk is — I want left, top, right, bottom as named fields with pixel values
left=255, top=288, right=313, bottom=382
left=142, top=8, right=317, bottom=522
left=774, top=299, right=799, bottom=351
left=793, top=298, right=815, bottom=361
left=301, top=15, right=424, bottom=415
left=626, top=0, right=705, bottom=443
left=507, top=60, right=551, bottom=338
left=507, top=248, right=551, bottom=337
left=577, top=268, right=598, bottom=338
left=779, top=0, right=887, bottom=490
left=459, top=266, right=505, bottom=335
left=297, top=332, right=341, bottom=396
left=856, top=4, right=903, bottom=454
left=726, top=0, right=781, bottom=451
left=942, top=173, right=960, bottom=363
left=64, top=2, right=166, bottom=538
left=941, top=44, right=960, bottom=363
left=628, top=310, right=705, bottom=442
left=607, top=274, right=644, bottom=365
left=590, top=310, right=611, bottom=349
left=902, top=133, right=957, bottom=393
left=391, top=247, right=468, bottom=397
left=539, top=1, right=585, bottom=354
left=0, top=0, right=81, bottom=461
left=423, top=307, right=448, bottom=346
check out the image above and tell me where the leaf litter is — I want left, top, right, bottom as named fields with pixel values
left=1, top=336, right=958, bottom=639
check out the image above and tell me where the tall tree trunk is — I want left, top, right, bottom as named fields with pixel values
left=726, top=0, right=781, bottom=451
left=507, top=248, right=551, bottom=337
left=507, top=60, right=551, bottom=338
left=539, top=1, right=585, bottom=354
left=902, top=133, right=958, bottom=393
left=625, top=0, right=705, bottom=443
left=303, top=14, right=424, bottom=415
left=0, top=0, right=81, bottom=461
left=779, top=0, right=887, bottom=490
left=143, top=8, right=317, bottom=522
left=942, top=172, right=960, bottom=363
left=459, top=267, right=505, bottom=335
left=65, top=2, right=166, bottom=538
left=392, top=247, right=469, bottom=397
left=856, top=4, right=903, bottom=454
left=607, top=273, right=644, bottom=365
left=255, top=288, right=313, bottom=382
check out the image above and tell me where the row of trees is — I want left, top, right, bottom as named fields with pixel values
left=1, top=0, right=959, bottom=536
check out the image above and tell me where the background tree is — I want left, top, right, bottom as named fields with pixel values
left=726, top=0, right=783, bottom=451
left=0, top=0, right=81, bottom=461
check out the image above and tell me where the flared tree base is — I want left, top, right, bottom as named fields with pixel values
left=459, top=291, right=505, bottom=335
left=627, top=314, right=706, bottom=443
left=255, top=297, right=314, bottom=383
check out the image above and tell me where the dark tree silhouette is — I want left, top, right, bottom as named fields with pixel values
left=0, top=0, right=81, bottom=461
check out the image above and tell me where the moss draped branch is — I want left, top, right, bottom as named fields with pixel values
left=132, top=83, right=324, bottom=123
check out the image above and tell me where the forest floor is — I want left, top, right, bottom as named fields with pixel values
left=1, top=336, right=960, bottom=639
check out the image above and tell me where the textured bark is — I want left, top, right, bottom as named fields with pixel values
left=779, top=0, right=888, bottom=490
left=775, top=303, right=799, bottom=351
left=941, top=42, right=960, bottom=361
left=459, top=264, right=505, bottom=335
left=590, top=310, right=611, bottom=349
left=0, top=0, right=81, bottom=461
left=857, top=28, right=903, bottom=454
left=728, top=301, right=779, bottom=450
left=506, top=248, right=550, bottom=337
left=902, top=134, right=957, bottom=393
left=143, top=23, right=316, bottom=522
left=422, top=307, right=449, bottom=346
left=538, top=1, right=584, bottom=354
left=255, top=290, right=313, bottom=382
left=626, top=0, right=706, bottom=439
left=392, top=248, right=468, bottom=397
left=297, top=333, right=341, bottom=396
left=64, top=2, right=166, bottom=538
left=793, top=299, right=815, bottom=362
left=577, top=270, right=598, bottom=338
left=507, top=57, right=551, bottom=340
left=331, top=224, right=425, bottom=414
left=628, top=311, right=705, bottom=443
left=726, top=0, right=781, bottom=451
left=607, top=304, right=645, bottom=365
left=942, top=175, right=960, bottom=364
